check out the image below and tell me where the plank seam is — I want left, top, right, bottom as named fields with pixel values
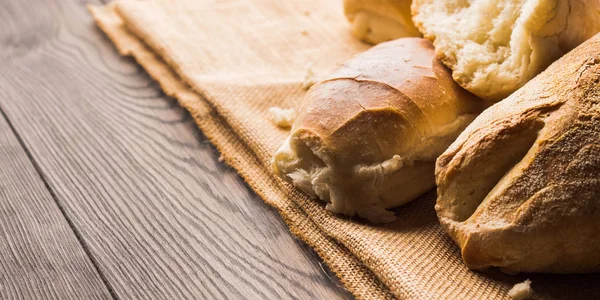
left=0, top=106, right=120, bottom=300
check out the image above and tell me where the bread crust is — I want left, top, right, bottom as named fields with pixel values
left=435, top=33, right=600, bottom=273
left=273, top=38, right=482, bottom=222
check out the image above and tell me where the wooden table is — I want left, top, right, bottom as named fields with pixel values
left=0, top=0, right=351, bottom=298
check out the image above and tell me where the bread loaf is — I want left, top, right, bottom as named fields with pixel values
left=435, top=33, right=600, bottom=273
left=412, top=0, right=600, bottom=102
left=344, top=0, right=420, bottom=44
left=273, top=38, right=482, bottom=223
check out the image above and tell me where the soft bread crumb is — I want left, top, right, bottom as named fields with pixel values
left=302, top=65, right=316, bottom=90
left=508, top=279, right=533, bottom=300
left=412, top=0, right=570, bottom=101
left=269, top=107, right=296, bottom=128
left=287, top=169, right=314, bottom=197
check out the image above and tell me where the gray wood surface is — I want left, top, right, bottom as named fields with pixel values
left=0, top=112, right=112, bottom=299
left=0, top=0, right=351, bottom=299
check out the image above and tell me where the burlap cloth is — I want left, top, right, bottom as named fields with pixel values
left=89, top=1, right=600, bottom=299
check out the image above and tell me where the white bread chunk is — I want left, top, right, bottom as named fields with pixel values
left=412, top=0, right=600, bottom=101
left=508, top=280, right=532, bottom=300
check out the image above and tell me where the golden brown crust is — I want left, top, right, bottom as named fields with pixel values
left=435, top=33, right=600, bottom=273
left=557, top=0, right=600, bottom=52
left=297, top=38, right=481, bottom=161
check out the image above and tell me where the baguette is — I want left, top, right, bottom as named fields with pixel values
left=435, top=33, right=600, bottom=273
left=273, top=38, right=482, bottom=223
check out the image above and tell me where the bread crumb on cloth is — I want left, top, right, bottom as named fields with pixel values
left=508, top=279, right=533, bottom=300
left=302, top=65, right=316, bottom=90
left=269, top=107, right=296, bottom=128
left=272, top=38, right=482, bottom=223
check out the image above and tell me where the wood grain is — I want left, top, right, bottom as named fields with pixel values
left=0, top=111, right=112, bottom=299
left=0, top=0, right=351, bottom=299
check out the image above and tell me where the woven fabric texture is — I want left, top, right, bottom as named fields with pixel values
left=89, top=1, right=599, bottom=299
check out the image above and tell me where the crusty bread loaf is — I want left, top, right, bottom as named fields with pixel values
left=344, top=0, right=420, bottom=44
left=273, top=38, right=482, bottom=223
left=435, top=33, right=600, bottom=273
left=412, top=0, right=600, bottom=102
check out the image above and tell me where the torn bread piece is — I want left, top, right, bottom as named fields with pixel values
left=412, top=0, right=600, bottom=101
left=435, top=34, right=600, bottom=273
left=273, top=38, right=483, bottom=223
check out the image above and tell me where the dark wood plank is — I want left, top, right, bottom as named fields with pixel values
left=0, top=112, right=112, bottom=299
left=0, top=0, right=352, bottom=299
